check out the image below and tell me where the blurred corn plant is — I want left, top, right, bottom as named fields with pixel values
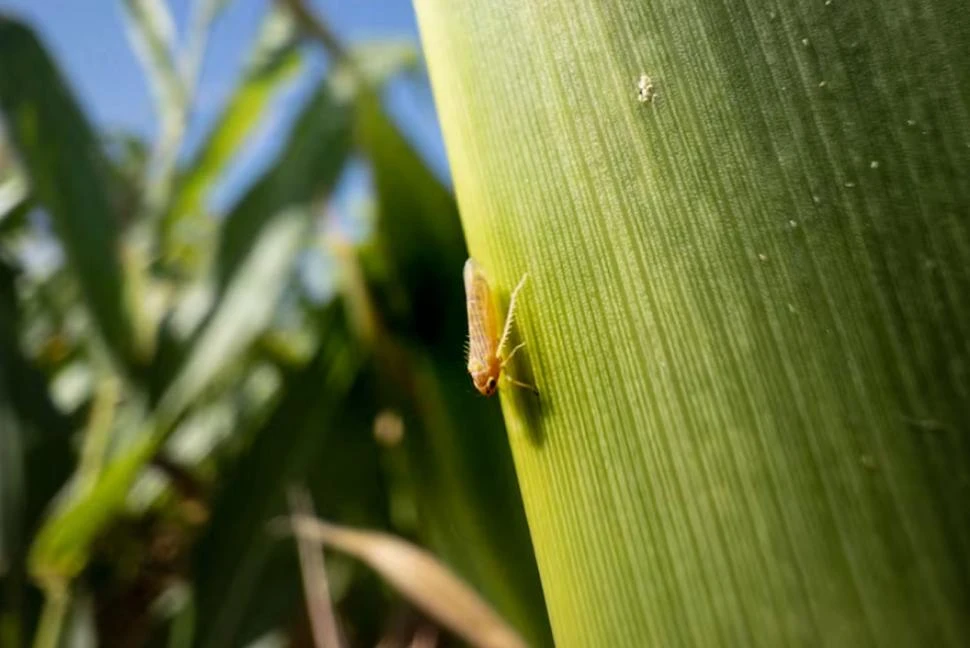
left=0, top=1, right=550, bottom=646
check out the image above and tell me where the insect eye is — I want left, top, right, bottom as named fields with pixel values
left=486, top=377, right=497, bottom=392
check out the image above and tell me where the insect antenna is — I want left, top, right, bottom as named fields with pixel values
left=497, top=273, right=528, bottom=356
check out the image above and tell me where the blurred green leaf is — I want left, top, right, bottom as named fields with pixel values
left=191, top=309, right=382, bottom=648
left=0, top=260, right=70, bottom=561
left=60, top=587, right=97, bottom=647
left=329, top=40, right=420, bottom=98
left=0, top=173, right=27, bottom=223
left=29, top=202, right=311, bottom=586
left=150, top=50, right=362, bottom=430
left=0, top=258, right=73, bottom=643
left=157, top=207, right=308, bottom=423
left=0, top=194, right=30, bottom=237
left=163, top=7, right=303, bottom=272
left=0, top=371, right=25, bottom=580
left=0, top=18, right=137, bottom=365
left=356, top=95, right=466, bottom=342
left=28, top=429, right=159, bottom=588
left=101, top=131, right=150, bottom=226
left=122, top=0, right=228, bottom=228
left=215, top=82, right=353, bottom=290
left=120, top=0, right=184, bottom=123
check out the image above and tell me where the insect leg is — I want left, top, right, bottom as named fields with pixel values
left=503, top=373, right=539, bottom=394
left=501, top=342, right=526, bottom=366
left=497, top=272, right=528, bottom=357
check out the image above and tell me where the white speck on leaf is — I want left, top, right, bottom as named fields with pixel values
left=637, top=73, right=656, bottom=104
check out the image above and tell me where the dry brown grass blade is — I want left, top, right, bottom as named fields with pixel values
left=287, top=488, right=343, bottom=648
left=283, top=515, right=527, bottom=648
left=410, top=624, right=439, bottom=648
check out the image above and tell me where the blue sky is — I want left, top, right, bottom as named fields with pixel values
left=0, top=0, right=450, bottom=211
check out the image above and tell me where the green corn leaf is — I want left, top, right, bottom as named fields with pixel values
left=214, top=81, right=352, bottom=290
left=212, top=37, right=424, bottom=292
left=415, top=0, right=970, bottom=644
left=0, top=261, right=72, bottom=588
left=0, top=18, right=138, bottom=365
left=0, top=189, right=30, bottom=237
left=157, top=206, right=308, bottom=423
left=149, top=72, right=354, bottom=399
left=0, top=372, right=24, bottom=582
left=330, top=40, right=421, bottom=97
left=120, top=0, right=184, bottom=121
left=357, top=95, right=466, bottom=336
left=0, top=173, right=28, bottom=224
left=163, top=7, right=303, bottom=272
left=28, top=427, right=159, bottom=588
left=28, top=202, right=310, bottom=585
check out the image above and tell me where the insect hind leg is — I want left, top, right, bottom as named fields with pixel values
left=503, top=372, right=538, bottom=394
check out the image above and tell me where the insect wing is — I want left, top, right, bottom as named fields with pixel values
left=463, top=258, right=499, bottom=369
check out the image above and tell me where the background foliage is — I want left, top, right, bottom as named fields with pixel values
left=0, top=2, right=550, bottom=646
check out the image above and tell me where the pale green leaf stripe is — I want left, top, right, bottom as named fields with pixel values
left=120, top=0, right=184, bottom=121
left=0, top=173, right=28, bottom=221
left=416, top=0, right=970, bottom=645
left=0, top=18, right=137, bottom=364
left=163, top=8, right=303, bottom=264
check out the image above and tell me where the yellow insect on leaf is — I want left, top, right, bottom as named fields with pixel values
left=463, top=258, right=536, bottom=396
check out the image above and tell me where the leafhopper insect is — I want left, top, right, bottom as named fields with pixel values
left=463, top=258, right=537, bottom=396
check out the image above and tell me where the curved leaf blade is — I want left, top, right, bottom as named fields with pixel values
left=215, top=81, right=352, bottom=290
left=415, top=0, right=970, bottom=644
left=0, top=18, right=136, bottom=365
left=29, top=203, right=311, bottom=585
left=163, top=7, right=304, bottom=271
